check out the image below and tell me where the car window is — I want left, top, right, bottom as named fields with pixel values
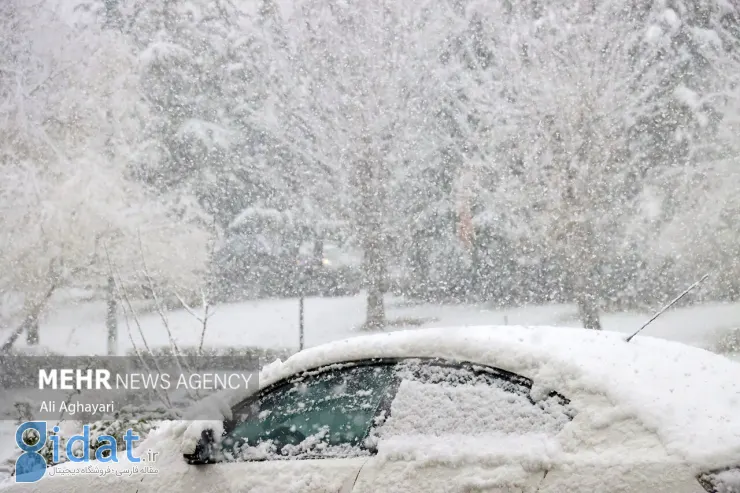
left=375, top=359, right=574, bottom=440
left=220, top=362, right=396, bottom=461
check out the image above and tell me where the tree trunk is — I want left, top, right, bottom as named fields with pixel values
left=366, top=287, right=385, bottom=330
left=355, top=157, right=387, bottom=331
left=363, top=229, right=386, bottom=330
left=106, top=275, right=118, bottom=355
left=565, top=214, right=601, bottom=330
left=577, top=292, right=601, bottom=330
left=1, top=283, right=57, bottom=353
left=571, top=243, right=601, bottom=330
left=409, top=229, right=428, bottom=299
left=313, top=239, right=323, bottom=261
left=25, top=316, right=39, bottom=345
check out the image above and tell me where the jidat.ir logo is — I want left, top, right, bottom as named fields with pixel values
left=14, top=421, right=144, bottom=483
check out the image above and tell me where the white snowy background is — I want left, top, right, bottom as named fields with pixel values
left=3, top=0, right=740, bottom=482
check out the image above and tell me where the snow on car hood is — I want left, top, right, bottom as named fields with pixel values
left=172, top=325, right=740, bottom=468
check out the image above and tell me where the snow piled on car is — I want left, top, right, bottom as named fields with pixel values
left=253, top=326, right=740, bottom=466
left=156, top=325, right=740, bottom=469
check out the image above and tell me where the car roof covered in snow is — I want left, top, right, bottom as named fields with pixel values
left=254, top=325, right=740, bottom=466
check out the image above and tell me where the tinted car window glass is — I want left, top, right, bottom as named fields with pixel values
left=221, top=363, right=395, bottom=460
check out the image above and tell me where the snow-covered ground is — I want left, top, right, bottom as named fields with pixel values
left=2, top=292, right=739, bottom=358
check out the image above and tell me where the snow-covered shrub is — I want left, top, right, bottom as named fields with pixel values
left=12, top=399, right=35, bottom=424
left=711, top=327, right=740, bottom=356
left=84, top=407, right=176, bottom=460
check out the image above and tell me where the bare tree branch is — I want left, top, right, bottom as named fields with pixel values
left=136, top=230, right=197, bottom=401
left=104, top=242, right=172, bottom=409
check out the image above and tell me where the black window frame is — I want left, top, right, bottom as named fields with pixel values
left=187, top=357, right=574, bottom=464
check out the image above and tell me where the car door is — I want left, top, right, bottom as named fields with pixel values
left=533, top=392, right=710, bottom=493
left=173, top=361, right=398, bottom=493
left=351, top=359, right=576, bottom=493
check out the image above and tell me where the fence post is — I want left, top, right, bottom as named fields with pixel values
left=106, top=275, right=118, bottom=355
left=299, top=296, right=305, bottom=351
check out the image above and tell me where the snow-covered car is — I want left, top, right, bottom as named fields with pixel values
left=294, top=241, right=363, bottom=297
left=4, top=325, right=740, bottom=493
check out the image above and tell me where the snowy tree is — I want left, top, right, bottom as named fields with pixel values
left=119, top=0, right=309, bottom=228
left=431, top=0, right=740, bottom=325
left=0, top=0, right=209, bottom=350
left=240, top=0, right=454, bottom=327
left=7, top=0, right=740, bottom=338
